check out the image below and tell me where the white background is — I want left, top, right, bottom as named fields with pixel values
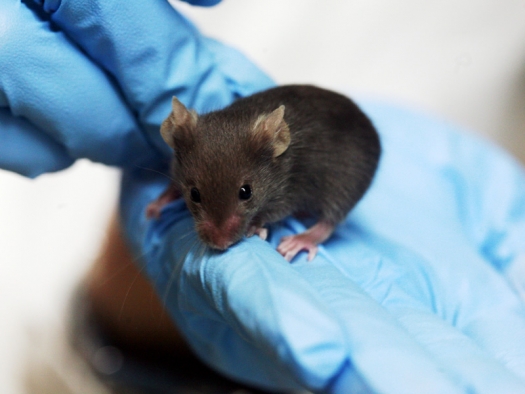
left=1, top=1, right=524, bottom=392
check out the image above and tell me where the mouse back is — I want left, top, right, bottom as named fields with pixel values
left=227, top=85, right=381, bottom=225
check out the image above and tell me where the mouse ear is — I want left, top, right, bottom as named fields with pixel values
left=160, top=97, right=198, bottom=150
left=252, top=105, right=290, bottom=158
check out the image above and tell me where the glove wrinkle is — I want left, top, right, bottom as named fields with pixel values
left=45, top=0, right=273, bottom=158
left=0, top=0, right=157, bottom=172
left=0, top=109, right=74, bottom=177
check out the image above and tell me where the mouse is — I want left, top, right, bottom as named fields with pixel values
left=147, top=85, right=381, bottom=261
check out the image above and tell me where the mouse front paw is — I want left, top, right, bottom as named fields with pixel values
left=145, top=200, right=164, bottom=219
left=277, top=233, right=319, bottom=262
left=145, top=184, right=181, bottom=219
left=247, top=226, right=268, bottom=241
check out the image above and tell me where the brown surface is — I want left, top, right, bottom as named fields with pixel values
left=82, top=216, right=274, bottom=393
left=85, top=214, right=191, bottom=356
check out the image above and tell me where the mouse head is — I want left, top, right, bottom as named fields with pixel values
left=160, top=97, right=291, bottom=250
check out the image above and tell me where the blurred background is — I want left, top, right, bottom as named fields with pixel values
left=1, top=0, right=524, bottom=392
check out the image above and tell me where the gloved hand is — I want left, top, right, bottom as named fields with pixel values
left=123, top=102, right=525, bottom=393
left=3, top=2, right=525, bottom=394
left=0, top=0, right=270, bottom=176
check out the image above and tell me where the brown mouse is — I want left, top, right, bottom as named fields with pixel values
left=147, top=85, right=381, bottom=261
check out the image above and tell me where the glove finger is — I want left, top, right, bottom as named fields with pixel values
left=310, top=221, right=525, bottom=394
left=0, top=109, right=73, bottom=177
left=141, top=203, right=467, bottom=392
left=269, top=222, right=466, bottom=394
left=41, top=0, right=274, bottom=156
left=0, top=1, right=155, bottom=170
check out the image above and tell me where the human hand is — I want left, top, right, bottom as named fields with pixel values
left=122, top=100, right=525, bottom=393
left=0, top=0, right=272, bottom=176
left=4, top=1, right=525, bottom=392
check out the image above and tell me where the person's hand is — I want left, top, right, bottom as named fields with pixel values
left=0, top=0, right=272, bottom=176
left=4, top=1, right=525, bottom=392
left=122, top=101, right=525, bottom=393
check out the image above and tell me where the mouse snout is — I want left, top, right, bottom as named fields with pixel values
left=199, top=214, right=243, bottom=250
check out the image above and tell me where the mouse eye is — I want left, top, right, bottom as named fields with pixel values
left=239, top=184, right=252, bottom=200
left=190, top=187, right=201, bottom=203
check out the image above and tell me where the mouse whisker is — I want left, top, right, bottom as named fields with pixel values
left=133, top=164, right=178, bottom=183
left=118, top=257, right=150, bottom=322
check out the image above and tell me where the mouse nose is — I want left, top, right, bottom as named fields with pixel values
left=200, top=214, right=242, bottom=250
left=205, top=228, right=234, bottom=250
left=212, top=236, right=233, bottom=250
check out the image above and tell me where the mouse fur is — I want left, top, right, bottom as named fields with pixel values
left=153, top=84, right=381, bottom=258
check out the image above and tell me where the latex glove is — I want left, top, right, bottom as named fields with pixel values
left=4, top=2, right=525, bottom=393
left=0, top=0, right=272, bottom=176
left=122, top=102, right=525, bottom=393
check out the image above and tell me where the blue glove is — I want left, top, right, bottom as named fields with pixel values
left=123, top=102, right=525, bottom=393
left=0, top=0, right=271, bottom=176
left=4, top=1, right=525, bottom=393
